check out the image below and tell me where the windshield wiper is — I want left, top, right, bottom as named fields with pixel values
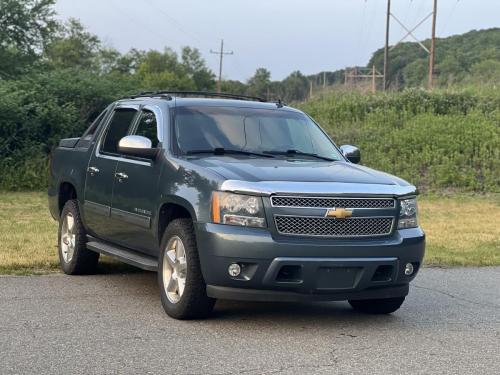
left=263, top=149, right=336, bottom=162
left=186, top=148, right=274, bottom=158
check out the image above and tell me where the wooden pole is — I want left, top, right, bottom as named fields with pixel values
left=210, top=39, right=233, bottom=93
left=428, top=0, right=438, bottom=89
left=372, top=65, right=376, bottom=93
left=383, top=0, right=391, bottom=91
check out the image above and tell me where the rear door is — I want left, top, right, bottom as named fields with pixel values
left=109, top=106, right=165, bottom=254
left=83, top=105, right=139, bottom=240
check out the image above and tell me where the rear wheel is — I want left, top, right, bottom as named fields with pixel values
left=58, top=200, right=99, bottom=275
left=348, top=297, right=405, bottom=314
left=158, top=218, right=215, bottom=319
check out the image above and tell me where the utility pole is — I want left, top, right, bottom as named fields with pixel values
left=428, top=0, right=438, bottom=89
left=309, top=80, right=313, bottom=99
left=372, top=65, right=376, bottom=93
left=345, top=66, right=383, bottom=92
left=383, top=0, right=438, bottom=91
left=210, top=39, right=233, bottom=93
left=383, top=0, right=391, bottom=91
left=323, top=71, right=326, bottom=89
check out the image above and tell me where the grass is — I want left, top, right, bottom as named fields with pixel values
left=0, top=191, right=136, bottom=275
left=419, top=194, right=500, bottom=266
left=0, top=192, right=499, bottom=275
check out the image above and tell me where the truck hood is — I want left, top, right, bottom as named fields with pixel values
left=186, top=157, right=410, bottom=186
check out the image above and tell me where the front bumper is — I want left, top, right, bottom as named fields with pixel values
left=195, top=223, right=425, bottom=302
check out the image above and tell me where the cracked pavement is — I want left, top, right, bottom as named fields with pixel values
left=1, top=267, right=499, bottom=374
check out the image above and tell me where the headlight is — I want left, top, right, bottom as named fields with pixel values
left=212, top=192, right=266, bottom=228
left=398, top=197, right=418, bottom=229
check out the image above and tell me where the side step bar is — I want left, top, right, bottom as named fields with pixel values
left=87, top=240, right=158, bottom=271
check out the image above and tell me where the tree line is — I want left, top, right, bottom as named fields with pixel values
left=1, top=0, right=499, bottom=190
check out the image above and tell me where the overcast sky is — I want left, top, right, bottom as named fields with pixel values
left=55, top=0, right=499, bottom=81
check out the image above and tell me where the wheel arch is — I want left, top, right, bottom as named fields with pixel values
left=58, top=181, right=78, bottom=215
left=157, top=197, right=197, bottom=245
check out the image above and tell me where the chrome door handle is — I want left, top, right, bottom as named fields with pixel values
left=88, top=166, right=99, bottom=176
left=115, top=172, right=128, bottom=182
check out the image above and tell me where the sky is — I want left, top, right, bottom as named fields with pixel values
left=54, top=0, right=500, bottom=82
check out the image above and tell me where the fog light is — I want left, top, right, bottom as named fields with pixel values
left=404, top=263, right=414, bottom=276
left=228, top=263, right=241, bottom=277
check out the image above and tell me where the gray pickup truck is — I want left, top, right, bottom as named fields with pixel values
left=48, top=91, right=424, bottom=319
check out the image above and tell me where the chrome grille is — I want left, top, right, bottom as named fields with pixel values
left=275, top=216, right=394, bottom=237
left=271, top=196, right=395, bottom=209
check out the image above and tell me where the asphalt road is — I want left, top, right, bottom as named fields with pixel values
left=1, top=267, right=499, bottom=375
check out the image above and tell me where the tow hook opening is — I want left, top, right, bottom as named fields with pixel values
left=276, top=265, right=303, bottom=283
left=371, top=265, right=394, bottom=282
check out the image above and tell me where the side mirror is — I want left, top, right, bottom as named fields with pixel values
left=340, top=145, right=361, bottom=164
left=118, top=135, right=158, bottom=159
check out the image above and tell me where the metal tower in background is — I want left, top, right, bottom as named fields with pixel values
left=383, top=0, right=438, bottom=90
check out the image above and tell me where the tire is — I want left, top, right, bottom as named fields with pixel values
left=158, top=218, right=215, bottom=319
left=348, top=297, right=405, bottom=314
left=58, top=200, right=99, bottom=275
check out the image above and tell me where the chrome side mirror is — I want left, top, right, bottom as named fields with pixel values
left=340, top=145, right=361, bottom=164
left=118, top=135, right=158, bottom=159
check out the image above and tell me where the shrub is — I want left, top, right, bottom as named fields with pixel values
left=300, top=89, right=500, bottom=192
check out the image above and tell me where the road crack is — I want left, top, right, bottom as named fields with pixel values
left=413, top=284, right=500, bottom=309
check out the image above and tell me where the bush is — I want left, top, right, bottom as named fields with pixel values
left=0, top=69, right=137, bottom=190
left=300, top=89, right=500, bottom=192
left=1, top=82, right=499, bottom=192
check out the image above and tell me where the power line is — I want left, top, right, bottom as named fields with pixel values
left=442, top=0, right=460, bottom=35
left=143, top=0, right=206, bottom=47
left=210, top=39, right=234, bottom=93
left=107, top=0, right=181, bottom=47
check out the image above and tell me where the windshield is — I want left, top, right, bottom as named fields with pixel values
left=174, top=106, right=343, bottom=161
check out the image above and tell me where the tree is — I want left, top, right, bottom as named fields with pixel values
left=137, top=49, right=195, bottom=91
left=109, top=49, right=145, bottom=75
left=246, top=68, right=271, bottom=98
left=221, top=80, right=247, bottom=95
left=0, top=0, right=57, bottom=77
left=468, top=59, right=500, bottom=85
left=280, top=71, right=309, bottom=102
left=45, top=18, right=100, bottom=69
left=181, top=47, right=215, bottom=91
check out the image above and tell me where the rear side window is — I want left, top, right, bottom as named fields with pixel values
left=101, top=108, right=138, bottom=155
left=133, top=110, right=159, bottom=147
left=82, top=109, right=107, bottom=141
left=76, top=108, right=110, bottom=149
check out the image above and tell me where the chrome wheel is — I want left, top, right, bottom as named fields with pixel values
left=162, top=236, right=187, bottom=304
left=61, top=212, right=76, bottom=263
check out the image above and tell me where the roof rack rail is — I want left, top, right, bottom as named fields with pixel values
left=127, top=91, right=267, bottom=102
left=128, top=91, right=173, bottom=100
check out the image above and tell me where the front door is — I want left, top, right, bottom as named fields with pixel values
left=83, top=106, right=139, bottom=241
left=110, top=107, right=163, bottom=255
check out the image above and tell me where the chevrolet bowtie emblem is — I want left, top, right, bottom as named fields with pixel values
left=325, top=208, right=353, bottom=219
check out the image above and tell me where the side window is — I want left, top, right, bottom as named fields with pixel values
left=134, top=110, right=159, bottom=147
left=101, top=108, right=138, bottom=155
left=82, top=109, right=107, bottom=141
left=76, top=108, right=109, bottom=149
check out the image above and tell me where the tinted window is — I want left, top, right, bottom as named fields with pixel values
left=82, top=109, right=108, bottom=141
left=101, top=108, right=137, bottom=154
left=174, top=106, right=342, bottom=160
left=134, top=110, right=159, bottom=147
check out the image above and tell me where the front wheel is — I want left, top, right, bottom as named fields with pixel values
left=348, top=297, right=405, bottom=314
left=158, top=219, right=215, bottom=319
